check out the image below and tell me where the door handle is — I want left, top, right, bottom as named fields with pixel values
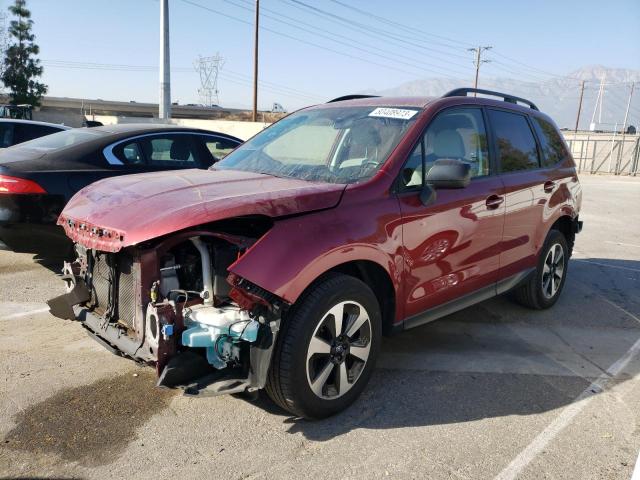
left=543, top=181, right=556, bottom=193
left=485, top=194, right=504, bottom=210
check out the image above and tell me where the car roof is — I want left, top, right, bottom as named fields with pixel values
left=318, top=93, right=557, bottom=125
left=87, top=122, right=234, bottom=136
left=0, top=118, right=71, bottom=129
left=318, top=96, right=437, bottom=109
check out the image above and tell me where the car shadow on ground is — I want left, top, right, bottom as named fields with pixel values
left=243, top=257, right=640, bottom=441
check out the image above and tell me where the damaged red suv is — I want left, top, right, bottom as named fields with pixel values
left=49, top=89, right=582, bottom=418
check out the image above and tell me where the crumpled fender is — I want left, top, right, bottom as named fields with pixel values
left=229, top=188, right=404, bottom=319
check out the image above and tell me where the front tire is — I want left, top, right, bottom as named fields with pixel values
left=266, top=273, right=381, bottom=419
left=512, top=229, right=569, bottom=309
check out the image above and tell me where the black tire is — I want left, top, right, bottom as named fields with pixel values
left=265, top=273, right=382, bottom=419
left=512, top=229, right=569, bottom=309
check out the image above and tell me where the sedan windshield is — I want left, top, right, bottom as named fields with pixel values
left=214, top=105, right=421, bottom=184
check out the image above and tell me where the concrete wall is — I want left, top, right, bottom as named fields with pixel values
left=90, top=115, right=269, bottom=141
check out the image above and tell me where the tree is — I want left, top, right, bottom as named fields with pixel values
left=1, top=0, right=47, bottom=106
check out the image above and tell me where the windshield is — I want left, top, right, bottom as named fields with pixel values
left=13, top=128, right=103, bottom=151
left=214, top=105, right=420, bottom=184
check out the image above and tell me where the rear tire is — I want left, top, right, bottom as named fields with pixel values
left=512, top=229, right=569, bottom=309
left=266, top=273, right=381, bottom=419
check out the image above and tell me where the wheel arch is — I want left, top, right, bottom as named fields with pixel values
left=549, top=214, right=576, bottom=256
left=321, top=260, right=397, bottom=336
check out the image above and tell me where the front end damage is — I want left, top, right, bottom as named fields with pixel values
left=48, top=228, right=286, bottom=397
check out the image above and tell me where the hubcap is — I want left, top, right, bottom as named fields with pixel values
left=542, top=243, right=565, bottom=299
left=305, top=301, right=372, bottom=400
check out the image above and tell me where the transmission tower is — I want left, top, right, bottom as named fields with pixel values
left=194, top=54, right=224, bottom=106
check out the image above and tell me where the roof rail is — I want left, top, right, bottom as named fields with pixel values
left=327, top=94, right=380, bottom=103
left=442, top=88, right=539, bottom=111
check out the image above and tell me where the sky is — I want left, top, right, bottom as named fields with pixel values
left=3, top=0, right=639, bottom=110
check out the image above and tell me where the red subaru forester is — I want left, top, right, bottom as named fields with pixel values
left=49, top=88, right=582, bottom=418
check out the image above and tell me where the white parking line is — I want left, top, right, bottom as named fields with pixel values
left=2, top=306, right=50, bottom=320
left=494, top=333, right=640, bottom=480
left=631, top=449, right=640, bottom=480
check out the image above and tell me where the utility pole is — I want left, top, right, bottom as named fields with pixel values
left=159, top=0, right=171, bottom=120
left=574, top=80, right=585, bottom=134
left=615, top=82, right=635, bottom=174
left=252, top=0, right=259, bottom=122
left=468, top=46, right=492, bottom=94
left=590, top=74, right=606, bottom=131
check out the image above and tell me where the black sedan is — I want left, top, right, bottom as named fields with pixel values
left=0, top=124, right=242, bottom=256
left=0, top=119, right=69, bottom=148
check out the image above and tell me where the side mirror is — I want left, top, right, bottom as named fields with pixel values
left=425, top=159, right=471, bottom=189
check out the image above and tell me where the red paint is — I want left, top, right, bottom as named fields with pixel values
left=58, top=168, right=345, bottom=252
left=59, top=95, right=581, bottom=327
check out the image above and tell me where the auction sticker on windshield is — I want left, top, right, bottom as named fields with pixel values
left=368, top=107, right=419, bottom=120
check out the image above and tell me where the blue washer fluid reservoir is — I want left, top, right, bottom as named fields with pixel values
left=181, top=304, right=259, bottom=369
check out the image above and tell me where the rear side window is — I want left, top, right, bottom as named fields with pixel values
left=0, top=123, right=14, bottom=147
left=13, top=124, right=62, bottom=144
left=488, top=110, right=540, bottom=173
left=531, top=117, right=568, bottom=167
left=142, top=134, right=199, bottom=167
left=202, top=136, right=239, bottom=161
left=118, top=141, right=145, bottom=164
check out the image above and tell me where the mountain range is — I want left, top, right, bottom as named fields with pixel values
left=371, top=66, right=640, bottom=130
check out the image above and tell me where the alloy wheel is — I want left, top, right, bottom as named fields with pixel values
left=542, top=243, right=565, bottom=299
left=305, top=301, right=372, bottom=400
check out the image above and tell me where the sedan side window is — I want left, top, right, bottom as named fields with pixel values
left=119, top=141, right=145, bottom=165
left=488, top=109, right=540, bottom=173
left=203, top=136, right=239, bottom=161
left=0, top=123, right=14, bottom=147
left=399, top=108, right=490, bottom=190
left=142, top=134, right=199, bottom=167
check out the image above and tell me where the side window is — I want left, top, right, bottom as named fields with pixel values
left=142, top=134, right=199, bottom=167
left=13, top=124, right=60, bottom=144
left=487, top=110, right=540, bottom=173
left=399, top=108, right=490, bottom=190
left=531, top=117, right=569, bottom=167
left=202, top=136, right=239, bottom=161
left=117, top=141, right=145, bottom=165
left=0, top=123, right=14, bottom=147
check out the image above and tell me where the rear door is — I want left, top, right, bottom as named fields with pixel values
left=397, top=107, right=505, bottom=319
left=486, top=108, right=546, bottom=282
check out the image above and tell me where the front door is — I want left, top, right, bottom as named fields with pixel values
left=397, top=107, right=505, bottom=319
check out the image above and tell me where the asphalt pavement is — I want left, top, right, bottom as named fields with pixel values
left=0, top=173, right=639, bottom=480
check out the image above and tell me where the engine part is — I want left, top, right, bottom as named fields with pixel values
left=190, top=237, right=214, bottom=305
left=181, top=304, right=259, bottom=368
left=159, top=254, right=180, bottom=297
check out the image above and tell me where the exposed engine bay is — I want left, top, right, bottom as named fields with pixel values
left=48, top=226, right=285, bottom=397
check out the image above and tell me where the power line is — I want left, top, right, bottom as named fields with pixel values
left=326, top=0, right=475, bottom=50
left=41, top=60, right=323, bottom=103
left=283, top=0, right=474, bottom=65
left=180, top=0, right=461, bottom=80
left=223, top=0, right=471, bottom=77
